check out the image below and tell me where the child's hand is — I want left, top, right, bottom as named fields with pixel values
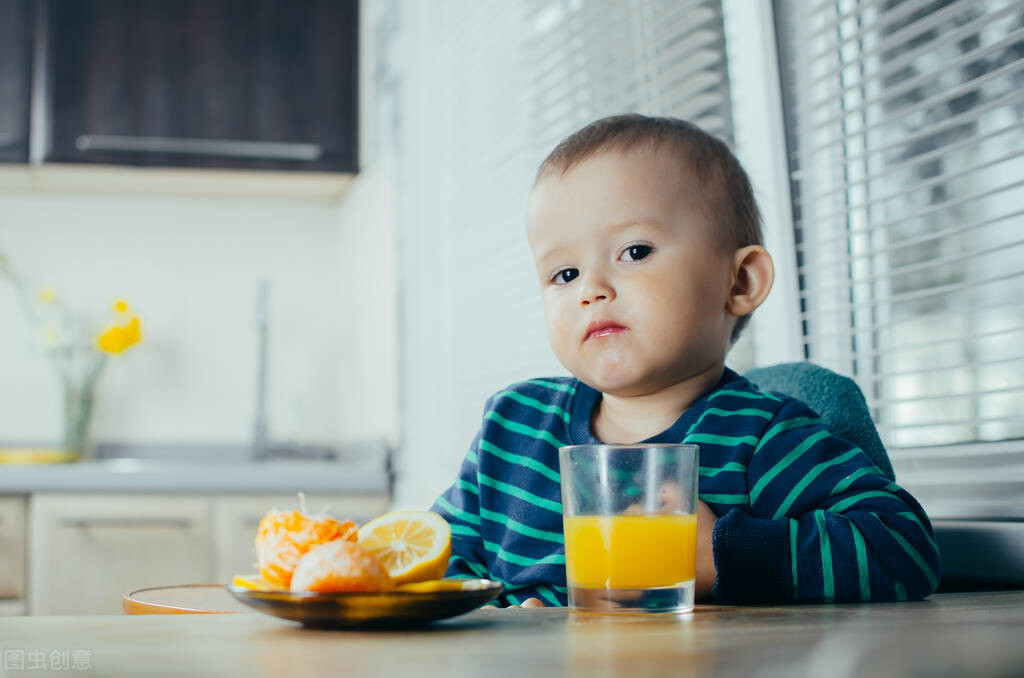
left=508, top=598, right=546, bottom=608
left=696, top=499, right=718, bottom=600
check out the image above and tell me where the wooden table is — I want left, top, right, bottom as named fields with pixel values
left=1, top=592, right=1021, bottom=677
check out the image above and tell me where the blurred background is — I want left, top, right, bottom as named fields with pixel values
left=0, top=0, right=1021, bottom=614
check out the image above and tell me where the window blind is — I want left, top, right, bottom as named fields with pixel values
left=376, top=0, right=737, bottom=508
left=774, top=0, right=1024, bottom=517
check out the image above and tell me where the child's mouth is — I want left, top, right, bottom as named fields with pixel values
left=585, top=323, right=628, bottom=341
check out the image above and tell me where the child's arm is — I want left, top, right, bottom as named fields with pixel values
left=710, top=399, right=941, bottom=603
left=430, top=432, right=491, bottom=581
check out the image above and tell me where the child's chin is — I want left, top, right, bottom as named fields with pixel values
left=583, top=370, right=649, bottom=396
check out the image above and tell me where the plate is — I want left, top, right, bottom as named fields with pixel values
left=225, top=579, right=503, bottom=628
left=124, top=584, right=251, bottom=614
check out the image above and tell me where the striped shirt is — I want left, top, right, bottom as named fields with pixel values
left=431, top=368, right=941, bottom=606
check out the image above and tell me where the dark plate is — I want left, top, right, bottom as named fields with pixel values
left=225, top=579, right=503, bottom=628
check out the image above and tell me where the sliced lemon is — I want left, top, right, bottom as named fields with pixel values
left=231, top=574, right=280, bottom=591
left=357, top=510, right=452, bottom=585
left=397, top=579, right=468, bottom=593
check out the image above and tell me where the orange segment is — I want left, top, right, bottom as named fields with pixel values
left=357, top=511, right=452, bottom=585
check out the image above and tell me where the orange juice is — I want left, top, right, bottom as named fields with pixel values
left=563, top=514, right=697, bottom=589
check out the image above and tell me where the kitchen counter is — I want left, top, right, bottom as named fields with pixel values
left=1, top=592, right=1021, bottom=677
left=0, top=459, right=388, bottom=494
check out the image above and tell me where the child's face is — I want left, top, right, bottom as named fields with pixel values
left=526, top=147, right=737, bottom=397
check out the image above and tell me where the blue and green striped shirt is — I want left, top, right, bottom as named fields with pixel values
left=431, top=368, right=941, bottom=606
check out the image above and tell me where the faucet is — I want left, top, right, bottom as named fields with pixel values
left=252, top=280, right=270, bottom=461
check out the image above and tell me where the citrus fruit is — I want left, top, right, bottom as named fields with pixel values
left=357, top=510, right=452, bottom=584
left=255, top=510, right=357, bottom=589
left=290, top=539, right=394, bottom=593
left=396, top=579, right=468, bottom=593
left=231, top=574, right=279, bottom=591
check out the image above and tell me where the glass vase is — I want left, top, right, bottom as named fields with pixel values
left=62, top=381, right=96, bottom=460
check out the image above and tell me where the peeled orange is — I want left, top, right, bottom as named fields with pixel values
left=255, top=509, right=357, bottom=589
left=290, top=540, right=394, bottom=593
left=357, top=510, right=452, bottom=585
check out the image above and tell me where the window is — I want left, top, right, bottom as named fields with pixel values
left=774, top=0, right=1024, bottom=517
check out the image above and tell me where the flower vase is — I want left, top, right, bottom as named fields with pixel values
left=62, top=381, right=96, bottom=460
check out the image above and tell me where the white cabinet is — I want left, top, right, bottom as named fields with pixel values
left=29, top=494, right=214, bottom=615
left=27, top=491, right=389, bottom=615
left=213, top=493, right=389, bottom=584
left=0, top=495, right=27, bottom=614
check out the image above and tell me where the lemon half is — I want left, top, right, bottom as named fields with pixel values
left=357, top=510, right=452, bottom=585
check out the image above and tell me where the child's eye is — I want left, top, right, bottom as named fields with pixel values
left=552, top=268, right=579, bottom=285
left=620, top=244, right=653, bottom=262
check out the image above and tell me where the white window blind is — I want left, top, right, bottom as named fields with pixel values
left=374, top=0, right=737, bottom=508
left=774, top=0, right=1024, bottom=517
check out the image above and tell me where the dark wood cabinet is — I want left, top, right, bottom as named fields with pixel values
left=45, top=0, right=358, bottom=172
left=0, top=0, right=35, bottom=164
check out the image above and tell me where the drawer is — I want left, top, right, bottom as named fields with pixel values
left=29, top=494, right=215, bottom=615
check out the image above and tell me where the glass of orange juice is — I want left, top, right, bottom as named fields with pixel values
left=559, top=444, right=699, bottom=615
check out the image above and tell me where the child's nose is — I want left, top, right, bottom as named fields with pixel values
left=578, top=274, right=614, bottom=306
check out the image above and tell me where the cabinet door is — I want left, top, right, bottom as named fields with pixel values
left=46, top=0, right=358, bottom=172
left=213, top=493, right=388, bottom=584
left=0, top=0, right=33, bottom=163
left=29, top=494, right=214, bottom=615
left=0, top=496, right=26, bottom=600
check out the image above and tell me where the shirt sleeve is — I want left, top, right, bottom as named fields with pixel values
left=711, top=399, right=942, bottom=603
left=430, top=429, right=490, bottom=581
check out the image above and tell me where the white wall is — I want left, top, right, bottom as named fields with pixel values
left=332, top=156, right=400, bottom=450
left=0, top=190, right=350, bottom=449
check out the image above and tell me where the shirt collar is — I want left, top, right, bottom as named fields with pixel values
left=568, top=367, right=742, bottom=445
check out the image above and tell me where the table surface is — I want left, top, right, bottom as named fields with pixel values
left=2, top=591, right=1022, bottom=677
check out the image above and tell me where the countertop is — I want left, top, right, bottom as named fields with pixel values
left=1, top=592, right=1021, bottom=677
left=0, top=459, right=388, bottom=494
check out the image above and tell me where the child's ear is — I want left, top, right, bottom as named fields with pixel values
left=726, top=245, right=774, bottom=318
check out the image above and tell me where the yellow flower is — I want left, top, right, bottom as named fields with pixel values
left=40, top=326, right=59, bottom=347
left=39, top=286, right=57, bottom=304
left=97, top=316, right=142, bottom=354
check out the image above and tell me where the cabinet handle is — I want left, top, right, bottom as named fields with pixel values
left=74, top=134, right=323, bottom=161
left=61, top=517, right=194, bottom=529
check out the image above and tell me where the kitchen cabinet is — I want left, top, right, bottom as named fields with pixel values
left=0, top=0, right=33, bottom=163
left=30, top=494, right=214, bottom=615
left=27, top=491, right=388, bottom=615
left=45, top=0, right=358, bottom=172
left=0, top=496, right=27, bottom=613
left=213, top=493, right=388, bottom=584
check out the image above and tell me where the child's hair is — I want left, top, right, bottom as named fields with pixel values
left=535, top=113, right=764, bottom=341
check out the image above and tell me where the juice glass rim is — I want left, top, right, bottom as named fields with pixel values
left=559, top=443, right=698, bottom=452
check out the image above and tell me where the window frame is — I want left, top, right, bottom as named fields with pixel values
left=721, top=0, right=803, bottom=366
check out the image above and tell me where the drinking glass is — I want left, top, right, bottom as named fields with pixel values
left=559, top=444, right=699, bottom=615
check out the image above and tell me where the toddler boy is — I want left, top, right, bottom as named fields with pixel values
left=431, top=114, right=940, bottom=606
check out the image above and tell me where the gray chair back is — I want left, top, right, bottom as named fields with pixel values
left=744, top=362, right=895, bottom=481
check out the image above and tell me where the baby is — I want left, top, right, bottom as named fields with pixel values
left=431, top=114, right=940, bottom=606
